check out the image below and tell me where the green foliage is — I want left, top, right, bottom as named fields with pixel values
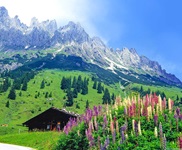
left=55, top=123, right=89, bottom=150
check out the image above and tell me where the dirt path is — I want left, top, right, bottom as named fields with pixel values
left=0, top=143, right=35, bottom=150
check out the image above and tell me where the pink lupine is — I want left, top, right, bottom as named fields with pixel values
left=178, top=136, right=182, bottom=149
left=162, top=98, right=166, bottom=111
left=94, top=116, right=98, bottom=131
left=110, top=120, right=114, bottom=134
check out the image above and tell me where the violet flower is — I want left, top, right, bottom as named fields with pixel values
left=154, top=114, right=158, bottom=126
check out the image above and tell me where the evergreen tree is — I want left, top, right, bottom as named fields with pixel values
left=97, top=82, right=102, bottom=94
left=86, top=100, right=89, bottom=109
left=73, top=88, right=78, bottom=98
left=76, top=75, right=82, bottom=93
left=76, top=103, right=80, bottom=109
left=93, top=80, right=97, bottom=89
left=140, top=86, right=144, bottom=93
left=61, top=77, right=71, bottom=90
left=6, top=100, right=10, bottom=108
left=13, top=79, right=21, bottom=90
left=102, top=88, right=111, bottom=104
left=45, top=92, right=49, bottom=98
left=111, top=93, right=115, bottom=104
left=21, top=80, right=28, bottom=91
left=72, top=76, right=77, bottom=88
left=1, top=77, right=11, bottom=92
left=81, top=78, right=88, bottom=95
left=161, top=92, right=166, bottom=100
left=49, top=92, right=52, bottom=97
left=66, top=90, right=74, bottom=106
left=8, top=87, right=16, bottom=100
left=61, top=77, right=66, bottom=90
left=19, top=91, right=22, bottom=97
left=40, top=79, right=45, bottom=89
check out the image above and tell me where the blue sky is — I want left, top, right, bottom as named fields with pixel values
left=0, top=0, right=182, bottom=80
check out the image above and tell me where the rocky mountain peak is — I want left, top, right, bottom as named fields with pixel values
left=0, top=6, right=181, bottom=87
left=0, top=6, right=8, bottom=18
left=30, top=17, right=39, bottom=27
left=59, top=21, right=90, bottom=44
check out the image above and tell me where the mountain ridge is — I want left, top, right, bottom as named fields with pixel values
left=0, top=6, right=181, bottom=87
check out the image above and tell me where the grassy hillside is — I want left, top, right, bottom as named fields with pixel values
left=129, top=83, right=182, bottom=101
left=0, top=69, right=123, bottom=131
left=0, top=131, right=59, bottom=150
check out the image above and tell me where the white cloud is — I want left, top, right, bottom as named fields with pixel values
left=0, top=0, right=108, bottom=37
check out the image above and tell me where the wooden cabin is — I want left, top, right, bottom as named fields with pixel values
left=23, top=107, right=78, bottom=131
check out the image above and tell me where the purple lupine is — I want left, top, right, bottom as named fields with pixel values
left=179, top=114, right=182, bottom=120
left=174, top=107, right=180, bottom=132
left=163, top=135, right=167, bottom=150
left=104, top=135, right=110, bottom=148
left=159, top=122, right=163, bottom=148
left=103, top=114, right=108, bottom=130
left=134, top=120, right=138, bottom=136
left=97, top=136, right=101, bottom=149
left=120, top=131, right=125, bottom=144
left=98, top=105, right=102, bottom=115
left=93, top=106, right=98, bottom=116
left=154, top=114, right=158, bottom=126
left=176, top=107, right=180, bottom=116
left=112, top=130, right=116, bottom=143
left=100, top=143, right=106, bottom=150
left=120, top=124, right=126, bottom=132
left=85, top=127, right=95, bottom=147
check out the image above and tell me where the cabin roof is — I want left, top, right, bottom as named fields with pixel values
left=22, top=107, right=79, bottom=126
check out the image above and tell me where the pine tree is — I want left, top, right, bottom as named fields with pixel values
left=97, top=82, right=102, bottom=94
left=76, top=75, right=82, bottom=93
left=93, top=80, right=97, bottom=89
left=49, top=92, right=52, bottom=97
left=8, top=87, right=16, bottom=100
left=61, top=77, right=66, bottom=90
left=40, top=79, right=45, bottom=89
left=2, top=77, right=11, bottom=92
left=6, top=100, right=10, bottom=108
left=72, top=76, right=77, bottom=88
left=73, top=88, right=78, bottom=98
left=86, top=100, right=89, bottom=109
left=102, top=88, right=111, bottom=104
left=111, top=93, right=115, bottom=104
left=21, top=80, right=28, bottom=91
left=45, top=92, right=49, bottom=98
left=81, top=78, right=88, bottom=95
left=13, top=79, right=21, bottom=90
left=19, top=91, right=22, bottom=96
left=66, top=90, right=74, bottom=106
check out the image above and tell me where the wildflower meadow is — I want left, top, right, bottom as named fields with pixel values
left=56, top=94, right=182, bottom=149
